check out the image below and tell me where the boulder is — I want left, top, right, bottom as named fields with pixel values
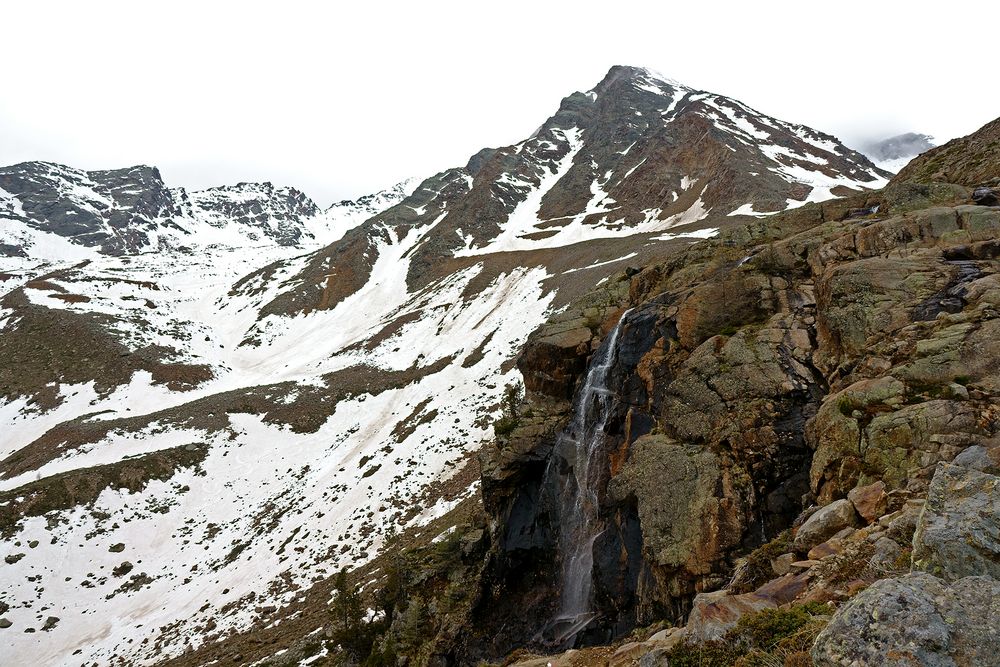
left=753, top=572, right=811, bottom=603
left=610, top=628, right=685, bottom=666
left=972, top=186, right=999, bottom=207
left=771, top=552, right=795, bottom=575
left=952, top=444, right=1000, bottom=474
left=808, top=538, right=844, bottom=560
left=684, top=590, right=776, bottom=643
left=793, top=499, right=859, bottom=552
left=647, top=627, right=685, bottom=647
left=847, top=481, right=888, bottom=524
left=812, top=572, right=1000, bottom=666
left=868, top=536, right=904, bottom=572
left=912, top=463, right=1000, bottom=581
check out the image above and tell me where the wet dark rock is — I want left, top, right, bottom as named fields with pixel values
left=972, top=186, right=999, bottom=206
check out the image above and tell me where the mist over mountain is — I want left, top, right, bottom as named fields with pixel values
left=858, top=132, right=936, bottom=173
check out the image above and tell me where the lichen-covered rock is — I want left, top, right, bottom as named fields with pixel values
left=812, top=572, right=1000, bottom=666
left=952, top=444, right=1000, bottom=474
left=911, top=463, right=1000, bottom=581
left=793, top=500, right=859, bottom=553
left=609, top=435, right=742, bottom=576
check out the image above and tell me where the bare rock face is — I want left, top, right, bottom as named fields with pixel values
left=911, top=463, right=1000, bottom=581
left=793, top=500, right=859, bottom=553
left=609, top=435, right=742, bottom=578
left=812, top=572, right=1000, bottom=667
left=952, top=444, right=1000, bottom=474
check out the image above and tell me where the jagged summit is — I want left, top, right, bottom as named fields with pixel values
left=0, top=160, right=417, bottom=257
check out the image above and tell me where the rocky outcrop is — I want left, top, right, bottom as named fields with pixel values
left=812, top=573, right=1000, bottom=666
left=911, top=462, right=1000, bottom=581
left=0, top=161, right=331, bottom=254
left=809, top=454, right=1000, bottom=665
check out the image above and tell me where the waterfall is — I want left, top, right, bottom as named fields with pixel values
left=540, top=309, right=631, bottom=647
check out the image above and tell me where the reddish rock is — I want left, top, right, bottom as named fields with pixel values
left=808, top=538, right=845, bottom=560
left=755, top=572, right=811, bottom=604
left=847, top=481, right=888, bottom=524
left=685, top=590, right=777, bottom=643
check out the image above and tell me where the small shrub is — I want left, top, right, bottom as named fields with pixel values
left=731, top=602, right=827, bottom=650
left=492, top=383, right=523, bottom=437
left=729, top=530, right=792, bottom=594
left=493, top=415, right=519, bottom=437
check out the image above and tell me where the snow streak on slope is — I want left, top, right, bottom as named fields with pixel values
left=0, top=215, right=556, bottom=666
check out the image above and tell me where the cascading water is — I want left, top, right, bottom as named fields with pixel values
left=539, top=309, right=632, bottom=648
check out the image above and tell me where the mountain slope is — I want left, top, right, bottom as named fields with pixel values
left=0, top=65, right=889, bottom=666
left=893, top=116, right=1000, bottom=187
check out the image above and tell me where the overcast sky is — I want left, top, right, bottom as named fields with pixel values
left=2, top=1, right=997, bottom=206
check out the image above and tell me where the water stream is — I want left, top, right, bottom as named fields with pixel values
left=540, top=309, right=631, bottom=647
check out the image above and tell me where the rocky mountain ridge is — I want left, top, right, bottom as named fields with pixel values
left=0, top=161, right=415, bottom=258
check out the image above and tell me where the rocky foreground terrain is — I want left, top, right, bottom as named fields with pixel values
left=3, top=66, right=997, bottom=667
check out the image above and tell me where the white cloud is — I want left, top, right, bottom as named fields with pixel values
left=1, top=0, right=996, bottom=205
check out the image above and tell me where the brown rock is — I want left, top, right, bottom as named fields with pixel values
left=754, top=572, right=811, bottom=604
left=771, top=552, right=795, bottom=575
left=791, top=559, right=822, bottom=570
left=847, top=481, right=888, bottom=524
left=685, top=590, right=776, bottom=643
left=808, top=539, right=844, bottom=560
left=610, top=629, right=685, bottom=666
left=793, top=499, right=859, bottom=552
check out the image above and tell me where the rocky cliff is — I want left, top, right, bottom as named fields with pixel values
left=468, top=114, right=1000, bottom=665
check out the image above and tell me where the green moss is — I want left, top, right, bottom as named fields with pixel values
left=663, top=642, right=745, bottom=667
